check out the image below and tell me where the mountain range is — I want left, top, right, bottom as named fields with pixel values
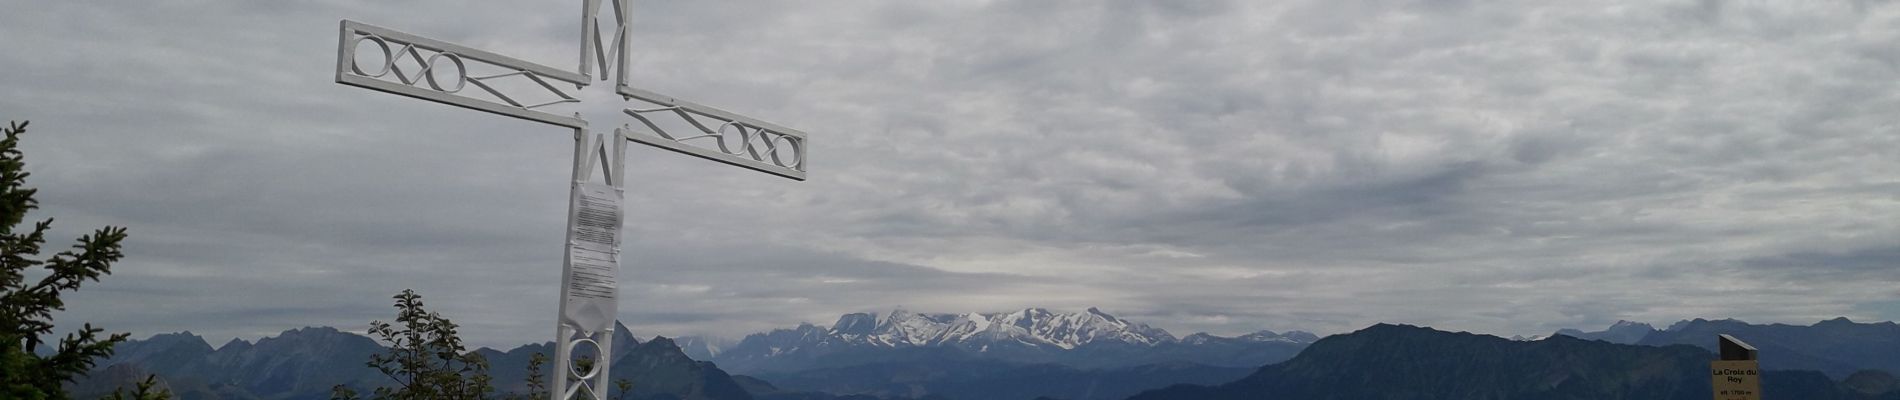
left=71, top=311, right=1900, bottom=400
left=71, top=307, right=1311, bottom=400
left=705, top=307, right=1316, bottom=373
left=1546, top=317, right=1900, bottom=380
left=74, top=326, right=386, bottom=400
left=71, top=307, right=1318, bottom=400
left=1131, top=323, right=1900, bottom=400
left=1638, top=318, right=1900, bottom=380
left=73, top=322, right=760, bottom=400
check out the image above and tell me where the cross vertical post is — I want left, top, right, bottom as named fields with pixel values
left=553, top=128, right=627, bottom=400
left=330, top=1, right=812, bottom=399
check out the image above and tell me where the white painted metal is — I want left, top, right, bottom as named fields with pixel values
left=553, top=129, right=626, bottom=400
left=336, top=21, right=586, bottom=128
left=330, top=1, right=813, bottom=399
left=620, top=87, right=808, bottom=181
left=580, top=0, right=632, bottom=86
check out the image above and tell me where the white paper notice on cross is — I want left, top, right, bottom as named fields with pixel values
left=564, top=182, right=621, bottom=332
left=329, top=1, right=812, bottom=398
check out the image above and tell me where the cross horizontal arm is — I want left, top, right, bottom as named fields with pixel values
left=617, top=86, right=808, bottom=181
left=336, top=20, right=589, bottom=128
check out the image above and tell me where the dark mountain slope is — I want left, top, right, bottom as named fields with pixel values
left=100, top=331, right=216, bottom=378
left=1130, top=324, right=1893, bottom=400
left=190, top=327, right=386, bottom=399
left=83, top=323, right=754, bottom=400
left=757, top=356, right=1250, bottom=400
left=1639, top=318, right=1900, bottom=379
left=612, top=337, right=756, bottom=400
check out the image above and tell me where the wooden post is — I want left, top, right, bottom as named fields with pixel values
left=1712, top=334, right=1761, bottom=400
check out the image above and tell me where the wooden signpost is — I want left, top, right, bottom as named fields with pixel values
left=1712, top=334, right=1761, bottom=400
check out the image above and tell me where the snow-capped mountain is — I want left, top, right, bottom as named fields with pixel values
left=708, top=307, right=1318, bottom=373
left=675, top=334, right=738, bottom=360
left=835, top=307, right=1176, bottom=349
left=1181, top=329, right=1320, bottom=345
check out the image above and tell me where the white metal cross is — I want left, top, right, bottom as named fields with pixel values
left=331, top=2, right=809, bottom=399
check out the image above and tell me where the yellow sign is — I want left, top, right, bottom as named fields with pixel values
left=1711, top=360, right=1762, bottom=400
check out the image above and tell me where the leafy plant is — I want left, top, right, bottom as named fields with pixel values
left=340, top=289, right=495, bottom=400
left=104, top=375, right=172, bottom=400
left=520, top=352, right=548, bottom=400
left=0, top=119, right=154, bottom=399
left=612, top=378, right=632, bottom=400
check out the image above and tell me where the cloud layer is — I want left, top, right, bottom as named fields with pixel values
left=2, top=0, right=1896, bottom=347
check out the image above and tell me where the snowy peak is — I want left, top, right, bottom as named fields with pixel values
left=866, top=308, right=964, bottom=346
left=831, top=312, right=878, bottom=335
left=1607, top=320, right=1655, bottom=334
left=1239, top=330, right=1319, bottom=344
left=712, top=308, right=1321, bottom=373
left=1181, top=332, right=1219, bottom=345
left=719, top=323, right=836, bottom=361
left=1010, top=307, right=1174, bottom=348
left=829, top=307, right=1177, bottom=349
left=675, top=335, right=736, bottom=360
left=1086, top=307, right=1119, bottom=323
left=742, top=322, right=830, bottom=346
left=1280, top=331, right=1321, bottom=343
left=1183, top=330, right=1321, bottom=345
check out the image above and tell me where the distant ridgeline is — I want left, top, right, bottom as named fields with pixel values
left=75, top=313, right=1900, bottom=400
left=1637, top=318, right=1900, bottom=380
left=1546, top=317, right=1900, bottom=380
left=1132, top=323, right=1900, bottom=400
left=72, top=307, right=1315, bottom=400
left=700, top=307, right=1317, bottom=373
left=705, top=308, right=1314, bottom=399
left=69, top=323, right=759, bottom=400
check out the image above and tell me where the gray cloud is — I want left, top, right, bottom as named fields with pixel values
left=3, top=0, right=1898, bottom=347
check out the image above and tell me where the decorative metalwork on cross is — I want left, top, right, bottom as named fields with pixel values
left=330, top=1, right=811, bottom=399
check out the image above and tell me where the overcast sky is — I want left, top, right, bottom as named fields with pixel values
left=3, top=0, right=1897, bottom=349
